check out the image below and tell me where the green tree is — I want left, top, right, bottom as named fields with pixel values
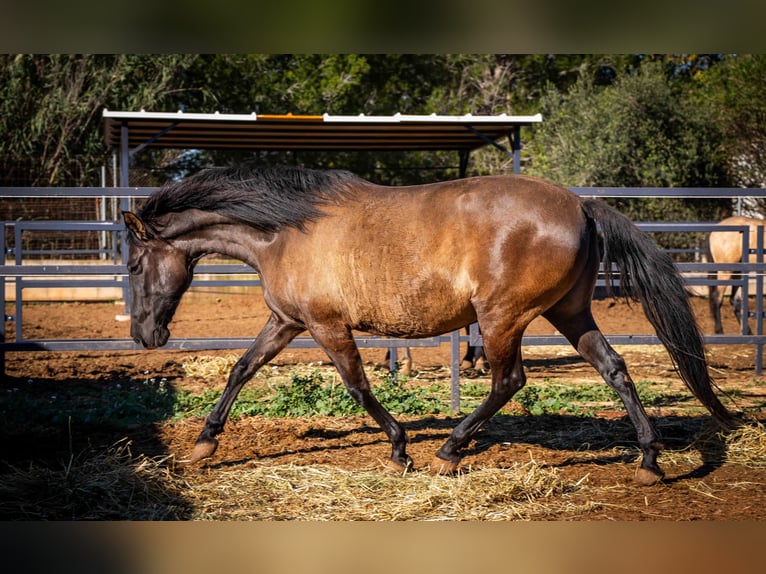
left=693, top=54, right=766, bottom=191
left=171, top=54, right=458, bottom=184
left=0, top=54, right=197, bottom=186
left=428, top=54, right=649, bottom=176
left=529, top=62, right=727, bottom=189
left=525, top=61, right=731, bottom=257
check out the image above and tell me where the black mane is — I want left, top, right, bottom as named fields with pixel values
left=139, top=164, right=362, bottom=232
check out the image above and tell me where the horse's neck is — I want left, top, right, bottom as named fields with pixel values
left=165, top=211, right=272, bottom=269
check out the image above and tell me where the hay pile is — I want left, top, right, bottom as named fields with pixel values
left=0, top=440, right=188, bottom=520
left=182, top=354, right=240, bottom=379
left=183, top=461, right=590, bottom=521
left=0, top=442, right=593, bottom=521
left=655, top=420, right=766, bottom=467
left=720, top=421, right=766, bottom=466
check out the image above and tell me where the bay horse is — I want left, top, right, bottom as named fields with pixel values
left=123, top=164, right=737, bottom=486
left=708, top=215, right=765, bottom=334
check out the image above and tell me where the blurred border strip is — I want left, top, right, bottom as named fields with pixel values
left=0, top=522, right=764, bottom=574
left=2, top=0, right=766, bottom=53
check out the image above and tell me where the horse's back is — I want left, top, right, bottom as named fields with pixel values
left=264, top=174, right=591, bottom=338
left=346, top=174, right=588, bottom=280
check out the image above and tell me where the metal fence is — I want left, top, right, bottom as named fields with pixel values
left=3, top=186, right=766, bottom=412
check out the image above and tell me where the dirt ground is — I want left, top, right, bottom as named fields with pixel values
left=3, top=289, right=765, bottom=520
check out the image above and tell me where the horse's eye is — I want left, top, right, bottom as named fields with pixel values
left=128, top=262, right=142, bottom=275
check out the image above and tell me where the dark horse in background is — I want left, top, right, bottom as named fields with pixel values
left=708, top=215, right=765, bottom=335
left=123, top=165, right=737, bottom=486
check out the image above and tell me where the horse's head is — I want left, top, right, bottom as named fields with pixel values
left=122, top=211, right=195, bottom=349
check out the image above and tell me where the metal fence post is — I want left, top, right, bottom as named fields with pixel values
left=741, top=226, right=750, bottom=338
left=1, top=222, right=5, bottom=375
left=756, top=226, right=764, bottom=375
left=450, top=329, right=461, bottom=413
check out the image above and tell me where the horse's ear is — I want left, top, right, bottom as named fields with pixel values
left=123, top=211, right=151, bottom=241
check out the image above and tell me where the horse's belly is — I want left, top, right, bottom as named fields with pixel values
left=342, top=273, right=475, bottom=337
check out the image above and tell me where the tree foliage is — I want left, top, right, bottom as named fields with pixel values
left=0, top=54, right=197, bottom=186
left=692, top=54, right=766, bottom=189
left=164, top=55, right=458, bottom=184
left=526, top=61, right=732, bottom=240
left=0, top=53, right=763, bottom=214
left=528, top=61, right=727, bottom=188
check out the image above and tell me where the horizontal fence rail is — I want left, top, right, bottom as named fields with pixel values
left=3, top=186, right=766, bottom=412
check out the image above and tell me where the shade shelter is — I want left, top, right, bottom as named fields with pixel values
left=102, top=110, right=543, bottom=186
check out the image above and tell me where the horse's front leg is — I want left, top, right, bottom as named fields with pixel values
left=190, top=313, right=304, bottom=463
left=310, top=322, right=412, bottom=471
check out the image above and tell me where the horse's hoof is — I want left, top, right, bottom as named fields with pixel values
left=634, top=467, right=664, bottom=486
left=430, top=456, right=460, bottom=475
left=189, top=438, right=219, bottom=463
left=384, top=458, right=413, bottom=475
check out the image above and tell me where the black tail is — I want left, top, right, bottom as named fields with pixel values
left=581, top=199, right=738, bottom=429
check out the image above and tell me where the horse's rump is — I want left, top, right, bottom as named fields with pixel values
left=709, top=215, right=765, bottom=265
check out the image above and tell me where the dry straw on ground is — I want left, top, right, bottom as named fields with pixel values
left=716, top=422, right=766, bottom=466
left=1, top=422, right=763, bottom=520
left=182, top=354, right=240, bottom=379
left=0, top=439, right=187, bottom=520
left=182, top=460, right=590, bottom=521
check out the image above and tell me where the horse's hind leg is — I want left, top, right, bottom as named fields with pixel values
left=434, top=331, right=525, bottom=473
left=708, top=282, right=725, bottom=334
left=190, top=312, right=304, bottom=463
left=729, top=283, right=752, bottom=335
left=544, top=307, right=665, bottom=485
left=400, top=346, right=413, bottom=376
left=461, top=325, right=489, bottom=371
left=310, top=323, right=412, bottom=471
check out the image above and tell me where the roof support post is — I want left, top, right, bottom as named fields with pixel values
left=458, top=150, right=470, bottom=178
left=119, top=121, right=130, bottom=188
left=510, top=125, right=521, bottom=174
left=119, top=121, right=131, bottom=307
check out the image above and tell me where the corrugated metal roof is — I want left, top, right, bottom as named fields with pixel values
left=102, top=110, right=542, bottom=152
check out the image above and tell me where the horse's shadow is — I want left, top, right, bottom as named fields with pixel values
left=460, top=413, right=733, bottom=483
left=455, top=354, right=586, bottom=379
left=208, top=412, right=740, bottom=483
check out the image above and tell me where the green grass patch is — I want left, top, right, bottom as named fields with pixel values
left=1, top=369, right=695, bottom=433
left=1, top=376, right=176, bottom=429
left=513, top=378, right=689, bottom=416
left=180, top=371, right=448, bottom=419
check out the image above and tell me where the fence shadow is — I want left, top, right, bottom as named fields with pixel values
left=0, top=373, right=193, bottom=520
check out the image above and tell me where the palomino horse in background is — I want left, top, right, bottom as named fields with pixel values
left=708, top=216, right=765, bottom=334
left=123, top=164, right=737, bottom=486
left=383, top=332, right=487, bottom=376
left=382, top=346, right=413, bottom=375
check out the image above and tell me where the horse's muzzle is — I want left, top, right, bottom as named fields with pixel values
left=132, top=324, right=170, bottom=349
